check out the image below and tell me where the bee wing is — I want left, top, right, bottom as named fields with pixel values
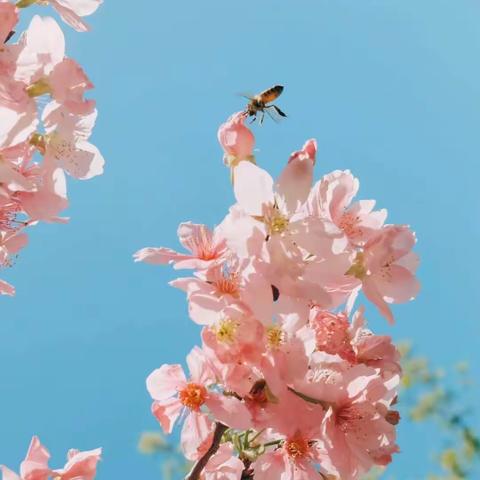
left=265, top=105, right=286, bottom=123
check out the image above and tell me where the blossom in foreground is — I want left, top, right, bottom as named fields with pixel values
left=147, top=346, right=251, bottom=457
left=137, top=110, right=420, bottom=479
left=0, top=436, right=101, bottom=480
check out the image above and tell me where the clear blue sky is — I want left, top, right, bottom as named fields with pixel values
left=1, top=0, right=479, bottom=478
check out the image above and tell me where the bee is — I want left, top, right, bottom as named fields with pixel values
left=244, top=85, right=287, bottom=124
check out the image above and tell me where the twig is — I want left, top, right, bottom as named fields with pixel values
left=185, top=422, right=228, bottom=480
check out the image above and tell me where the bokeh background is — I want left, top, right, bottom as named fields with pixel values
left=1, top=0, right=479, bottom=478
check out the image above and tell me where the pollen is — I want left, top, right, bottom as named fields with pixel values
left=284, top=434, right=310, bottom=460
left=270, top=213, right=289, bottom=234
left=214, top=317, right=238, bottom=344
left=178, top=383, right=207, bottom=411
left=266, top=325, right=284, bottom=349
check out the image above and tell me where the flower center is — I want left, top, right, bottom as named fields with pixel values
left=284, top=434, right=310, bottom=460
left=184, top=226, right=218, bottom=260
left=214, top=272, right=240, bottom=297
left=269, top=211, right=289, bottom=234
left=214, top=317, right=238, bottom=344
left=266, top=325, right=284, bottom=350
left=179, top=383, right=207, bottom=411
left=338, top=211, right=362, bottom=238
left=336, top=405, right=366, bottom=433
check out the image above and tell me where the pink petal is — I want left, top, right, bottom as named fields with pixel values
left=0, top=3, right=18, bottom=44
left=181, top=412, right=214, bottom=461
left=15, top=16, right=65, bottom=81
left=53, top=447, right=101, bottom=480
left=205, top=394, right=251, bottom=430
left=51, top=3, right=91, bottom=32
left=151, top=398, right=183, bottom=434
left=48, top=59, right=95, bottom=115
left=20, top=436, right=51, bottom=480
left=146, top=364, right=186, bottom=401
left=0, top=466, right=21, bottom=480
left=57, top=140, right=104, bottom=180
left=233, top=161, right=274, bottom=216
left=275, top=140, right=315, bottom=214
left=186, top=346, right=215, bottom=384
left=133, top=247, right=190, bottom=265
left=362, top=278, right=394, bottom=325
left=0, top=279, right=15, bottom=296
left=55, top=0, right=102, bottom=17
left=375, top=265, right=420, bottom=304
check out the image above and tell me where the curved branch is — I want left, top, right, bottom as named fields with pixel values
left=185, top=422, right=228, bottom=480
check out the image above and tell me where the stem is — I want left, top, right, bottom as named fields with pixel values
left=262, top=439, right=282, bottom=448
left=287, top=387, right=330, bottom=409
left=250, top=428, right=265, bottom=445
left=185, top=422, right=228, bottom=480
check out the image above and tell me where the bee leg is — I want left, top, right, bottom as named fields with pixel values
left=249, top=115, right=256, bottom=124
left=260, top=111, right=265, bottom=125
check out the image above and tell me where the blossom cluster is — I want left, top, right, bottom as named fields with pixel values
left=1, top=436, right=101, bottom=480
left=0, top=0, right=103, bottom=295
left=137, top=111, right=420, bottom=479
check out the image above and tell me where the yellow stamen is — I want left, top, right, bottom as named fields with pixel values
left=214, top=317, right=238, bottom=344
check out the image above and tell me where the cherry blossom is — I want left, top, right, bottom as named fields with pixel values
left=137, top=108, right=420, bottom=479
left=0, top=5, right=103, bottom=294
left=0, top=436, right=101, bottom=480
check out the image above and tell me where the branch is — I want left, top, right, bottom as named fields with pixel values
left=185, top=422, right=228, bottom=480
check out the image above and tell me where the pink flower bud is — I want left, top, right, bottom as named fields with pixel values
left=217, top=111, right=255, bottom=165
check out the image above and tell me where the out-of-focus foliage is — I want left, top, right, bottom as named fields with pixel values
left=138, top=343, right=480, bottom=479
left=138, top=431, right=192, bottom=480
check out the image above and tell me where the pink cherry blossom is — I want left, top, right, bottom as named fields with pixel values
left=138, top=106, right=420, bottom=478
left=41, top=101, right=104, bottom=179
left=146, top=346, right=251, bottom=446
left=0, top=437, right=101, bottom=480
left=348, top=225, right=420, bottom=324
left=318, top=372, right=400, bottom=479
left=134, top=222, right=227, bottom=270
left=306, top=170, right=387, bottom=246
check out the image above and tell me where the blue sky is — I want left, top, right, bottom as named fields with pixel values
left=1, top=0, right=479, bottom=478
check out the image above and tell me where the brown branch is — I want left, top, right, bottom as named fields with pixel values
left=185, top=422, right=228, bottom=480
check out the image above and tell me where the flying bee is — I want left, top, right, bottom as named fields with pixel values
left=243, top=84, right=287, bottom=124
